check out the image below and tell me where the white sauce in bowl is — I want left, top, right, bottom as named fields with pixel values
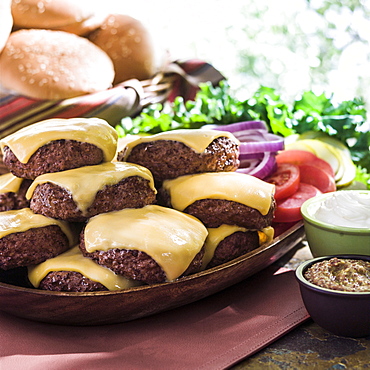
left=313, top=191, right=370, bottom=229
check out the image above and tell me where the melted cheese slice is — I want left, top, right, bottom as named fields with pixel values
left=26, top=162, right=156, bottom=215
left=84, top=205, right=208, bottom=281
left=0, top=208, right=75, bottom=245
left=163, top=172, right=275, bottom=216
left=120, top=129, right=239, bottom=159
left=0, top=117, right=118, bottom=163
left=202, top=225, right=274, bottom=268
left=28, top=246, right=141, bottom=291
left=0, top=173, right=23, bottom=193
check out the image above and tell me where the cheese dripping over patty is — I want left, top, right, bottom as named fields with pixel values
left=28, top=246, right=141, bottom=291
left=119, top=129, right=239, bottom=159
left=0, top=117, right=118, bottom=163
left=26, top=162, right=156, bottom=216
left=202, top=225, right=274, bottom=269
left=83, top=205, right=208, bottom=281
left=162, top=172, right=275, bottom=216
left=0, top=173, right=24, bottom=193
left=0, top=207, right=75, bottom=245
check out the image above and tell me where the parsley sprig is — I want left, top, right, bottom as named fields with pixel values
left=116, top=81, right=369, bottom=188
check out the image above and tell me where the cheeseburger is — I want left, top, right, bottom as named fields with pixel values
left=117, top=129, right=240, bottom=183
left=0, top=173, right=31, bottom=211
left=0, top=208, right=75, bottom=270
left=27, top=162, right=157, bottom=222
left=79, top=205, right=208, bottom=284
left=0, top=117, right=118, bottom=179
left=159, top=171, right=276, bottom=229
left=28, top=246, right=142, bottom=292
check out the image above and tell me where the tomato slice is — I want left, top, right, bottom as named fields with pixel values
left=299, top=164, right=336, bottom=193
left=273, top=183, right=322, bottom=223
left=266, top=163, right=300, bottom=201
left=276, top=149, right=335, bottom=178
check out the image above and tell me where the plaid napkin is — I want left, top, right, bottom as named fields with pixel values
left=0, top=60, right=225, bottom=139
left=0, top=265, right=309, bottom=370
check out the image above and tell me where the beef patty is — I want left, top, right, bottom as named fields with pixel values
left=158, top=188, right=276, bottom=229
left=3, top=139, right=104, bottom=180
left=0, top=225, right=70, bottom=270
left=30, top=176, right=156, bottom=222
left=117, top=136, right=239, bottom=183
left=79, top=232, right=205, bottom=284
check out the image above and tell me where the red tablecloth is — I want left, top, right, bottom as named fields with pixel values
left=0, top=265, right=309, bottom=370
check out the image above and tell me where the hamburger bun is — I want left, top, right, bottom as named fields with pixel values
left=11, top=0, right=106, bottom=35
left=0, top=0, right=13, bottom=53
left=88, top=14, right=157, bottom=84
left=0, top=29, right=115, bottom=99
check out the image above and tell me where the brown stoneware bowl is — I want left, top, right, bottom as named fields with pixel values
left=296, top=255, right=370, bottom=338
left=0, top=222, right=305, bottom=326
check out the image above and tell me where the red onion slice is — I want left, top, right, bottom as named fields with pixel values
left=209, top=120, right=283, bottom=179
left=211, top=120, right=268, bottom=133
left=237, top=152, right=277, bottom=179
left=239, top=138, right=284, bottom=154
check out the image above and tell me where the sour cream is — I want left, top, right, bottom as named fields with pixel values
left=313, top=190, right=370, bottom=229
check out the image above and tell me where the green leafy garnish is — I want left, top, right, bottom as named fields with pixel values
left=116, top=81, right=369, bottom=189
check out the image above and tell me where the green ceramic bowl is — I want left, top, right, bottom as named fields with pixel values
left=300, top=190, right=370, bottom=257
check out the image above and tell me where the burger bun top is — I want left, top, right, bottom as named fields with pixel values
left=0, top=29, right=115, bottom=100
left=0, top=0, right=13, bottom=53
left=89, top=14, right=157, bottom=85
left=11, top=0, right=106, bottom=35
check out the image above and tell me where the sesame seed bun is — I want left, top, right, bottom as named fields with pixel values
left=0, top=29, right=115, bottom=100
left=11, top=0, right=106, bottom=36
left=0, top=0, right=13, bottom=53
left=88, top=14, right=157, bottom=85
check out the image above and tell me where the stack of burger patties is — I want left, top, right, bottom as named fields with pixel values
left=0, top=0, right=158, bottom=100
left=0, top=118, right=276, bottom=293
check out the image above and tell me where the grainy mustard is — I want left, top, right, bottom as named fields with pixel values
left=304, top=257, right=370, bottom=292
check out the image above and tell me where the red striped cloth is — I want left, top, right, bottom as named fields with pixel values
left=0, top=60, right=225, bottom=138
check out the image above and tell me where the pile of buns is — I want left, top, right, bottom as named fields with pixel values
left=0, top=0, right=158, bottom=100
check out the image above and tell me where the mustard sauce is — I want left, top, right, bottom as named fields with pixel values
left=304, top=257, right=370, bottom=292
